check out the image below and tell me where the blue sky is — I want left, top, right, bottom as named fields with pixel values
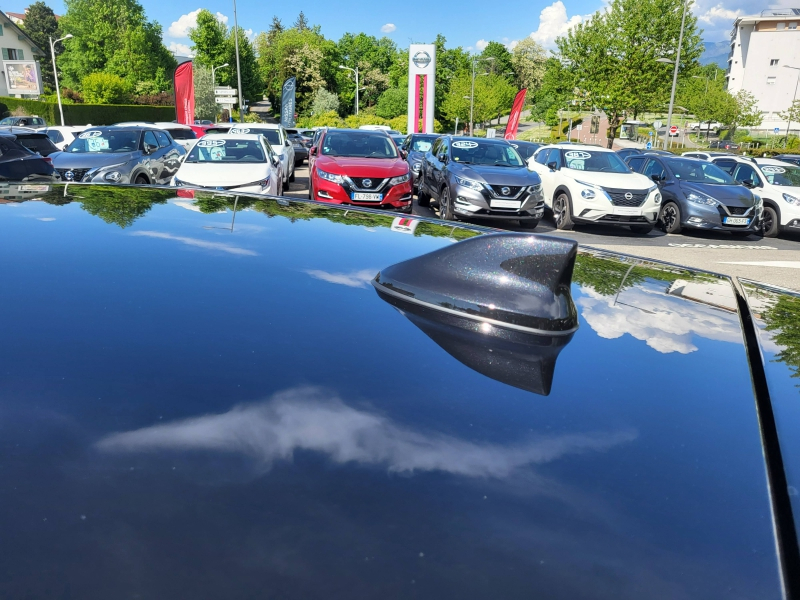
left=23, top=0, right=768, bottom=55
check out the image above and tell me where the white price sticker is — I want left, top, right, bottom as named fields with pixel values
left=452, top=141, right=478, bottom=149
left=565, top=151, right=592, bottom=160
left=78, top=130, right=103, bottom=139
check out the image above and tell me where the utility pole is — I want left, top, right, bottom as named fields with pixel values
left=50, top=34, right=73, bottom=127
left=657, top=0, right=688, bottom=150
left=232, top=0, right=244, bottom=123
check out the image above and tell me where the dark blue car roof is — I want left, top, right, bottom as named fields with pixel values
left=0, top=184, right=791, bottom=598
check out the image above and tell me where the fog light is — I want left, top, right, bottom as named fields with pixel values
left=688, top=217, right=703, bottom=224
left=455, top=197, right=480, bottom=212
left=318, top=190, right=332, bottom=199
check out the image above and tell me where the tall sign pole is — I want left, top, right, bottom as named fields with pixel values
left=232, top=0, right=244, bottom=123
left=407, top=44, right=436, bottom=134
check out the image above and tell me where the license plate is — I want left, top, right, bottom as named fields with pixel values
left=613, top=207, right=641, bottom=216
left=351, top=192, right=382, bottom=201
left=490, top=199, right=521, bottom=209
left=723, top=217, right=750, bottom=225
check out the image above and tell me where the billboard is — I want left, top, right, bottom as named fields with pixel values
left=4, top=61, right=41, bottom=95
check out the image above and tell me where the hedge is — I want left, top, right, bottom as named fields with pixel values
left=0, top=97, right=175, bottom=126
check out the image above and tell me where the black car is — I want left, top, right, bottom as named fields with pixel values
left=288, top=133, right=309, bottom=164
left=626, top=154, right=762, bottom=235
left=0, top=132, right=57, bottom=180
left=418, top=136, right=545, bottom=227
left=2, top=184, right=800, bottom=598
left=400, top=133, right=440, bottom=190
left=508, top=140, right=542, bottom=162
left=773, top=154, right=800, bottom=166
left=0, top=128, right=61, bottom=157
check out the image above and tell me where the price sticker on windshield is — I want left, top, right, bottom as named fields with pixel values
left=565, top=151, right=592, bottom=160
left=761, top=166, right=786, bottom=174
left=78, top=130, right=103, bottom=139
left=197, top=139, right=226, bottom=147
left=230, top=128, right=251, bottom=134
left=452, top=141, right=478, bottom=149
left=87, top=138, right=109, bottom=151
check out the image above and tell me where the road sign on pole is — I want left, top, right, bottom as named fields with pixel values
left=669, top=125, right=678, bottom=135
left=214, top=87, right=238, bottom=96
left=774, top=127, right=780, bottom=134
left=649, top=131, right=653, bottom=137
left=646, top=141, right=652, bottom=150
left=215, top=97, right=237, bottom=105
left=654, top=120, right=663, bottom=130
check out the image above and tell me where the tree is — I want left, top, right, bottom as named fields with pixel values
left=376, top=87, right=407, bottom=119
left=336, top=33, right=398, bottom=111
left=511, top=38, right=547, bottom=93
left=724, top=90, right=762, bottom=138
left=227, top=27, right=262, bottom=103
left=294, top=12, right=310, bottom=31
left=480, top=41, right=514, bottom=81
left=762, top=292, right=800, bottom=380
left=530, top=57, right=571, bottom=124
left=81, top=72, right=130, bottom=103
left=21, top=1, right=60, bottom=89
left=57, top=0, right=176, bottom=91
left=443, top=72, right=516, bottom=128
left=779, top=100, right=800, bottom=129
left=556, top=0, right=702, bottom=147
left=194, top=65, right=217, bottom=121
left=677, top=65, right=731, bottom=135
left=312, top=87, right=339, bottom=114
left=188, top=9, right=228, bottom=73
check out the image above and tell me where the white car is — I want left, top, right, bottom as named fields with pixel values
left=113, top=121, right=198, bottom=152
left=228, top=124, right=295, bottom=187
left=42, top=126, right=87, bottom=151
left=710, top=156, right=800, bottom=237
left=170, top=133, right=283, bottom=196
left=528, top=144, right=662, bottom=233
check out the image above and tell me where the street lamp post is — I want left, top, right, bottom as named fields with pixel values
left=338, top=65, right=359, bottom=115
left=50, top=34, right=73, bottom=127
left=656, top=0, right=689, bottom=150
left=232, top=0, right=244, bottom=123
left=469, top=56, right=493, bottom=136
left=783, top=65, right=800, bottom=146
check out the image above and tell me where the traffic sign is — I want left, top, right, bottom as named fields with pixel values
left=654, top=120, right=663, bottom=130
left=669, top=125, right=678, bottom=135
left=649, top=131, right=653, bottom=136
left=214, top=87, right=238, bottom=96
left=646, top=141, right=652, bottom=150
left=774, top=127, right=780, bottom=134
left=215, top=96, right=236, bottom=104
left=576, top=124, right=582, bottom=131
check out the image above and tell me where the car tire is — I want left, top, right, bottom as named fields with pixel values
left=519, top=219, right=539, bottom=229
left=439, top=186, right=454, bottom=220
left=762, top=205, right=780, bottom=238
left=289, top=168, right=295, bottom=183
left=630, top=224, right=654, bottom=235
left=660, top=202, right=682, bottom=234
left=134, top=174, right=149, bottom=185
left=553, top=193, right=574, bottom=230
left=278, top=178, right=283, bottom=197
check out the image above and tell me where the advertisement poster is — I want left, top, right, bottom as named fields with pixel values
left=4, top=61, right=40, bottom=95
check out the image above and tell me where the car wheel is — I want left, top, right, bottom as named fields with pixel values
left=762, top=205, right=779, bottom=238
left=630, top=224, right=654, bottom=234
left=417, top=175, right=430, bottom=207
left=553, top=193, right=573, bottom=230
left=660, top=202, right=682, bottom=234
left=519, top=219, right=539, bottom=229
left=439, top=186, right=454, bottom=220
left=308, top=181, right=313, bottom=200
left=134, top=174, right=148, bottom=185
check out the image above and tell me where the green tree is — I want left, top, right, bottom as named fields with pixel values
left=227, top=27, right=262, bottom=104
left=21, top=1, right=60, bottom=89
left=530, top=57, right=572, bottom=125
left=724, top=90, right=762, bottom=138
left=293, top=11, right=310, bottom=31
left=433, top=35, right=471, bottom=125
left=443, top=72, right=516, bottom=128
left=779, top=100, right=800, bottom=129
left=188, top=9, right=228, bottom=73
left=376, top=87, right=407, bottom=119
left=81, top=72, right=130, bottom=103
left=677, top=65, right=731, bottom=133
left=312, top=87, right=340, bottom=114
left=194, top=65, right=217, bottom=120
left=511, top=37, right=547, bottom=93
left=762, top=292, right=800, bottom=380
left=556, top=0, right=702, bottom=147
left=480, top=41, right=514, bottom=81
left=336, top=33, right=398, bottom=111
left=57, top=0, right=176, bottom=90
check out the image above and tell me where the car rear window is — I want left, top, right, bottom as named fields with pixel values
left=167, top=129, right=196, bottom=140
left=45, top=130, right=64, bottom=144
left=16, top=135, right=57, bottom=156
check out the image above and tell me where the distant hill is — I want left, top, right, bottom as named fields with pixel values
left=700, top=41, right=730, bottom=69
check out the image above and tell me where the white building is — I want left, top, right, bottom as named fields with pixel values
left=728, top=8, right=800, bottom=134
left=0, top=10, right=44, bottom=98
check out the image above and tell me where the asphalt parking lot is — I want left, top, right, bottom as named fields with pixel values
left=286, top=165, right=800, bottom=291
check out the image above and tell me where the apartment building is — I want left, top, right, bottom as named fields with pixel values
left=0, top=11, right=44, bottom=98
left=728, top=8, right=800, bottom=133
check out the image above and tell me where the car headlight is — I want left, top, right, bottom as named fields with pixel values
left=581, top=188, right=595, bottom=199
left=782, top=192, right=800, bottom=206
left=388, top=173, right=410, bottom=186
left=411, top=163, right=421, bottom=172
left=317, top=168, right=345, bottom=184
left=654, top=193, right=662, bottom=204
left=686, top=191, right=718, bottom=206
left=454, top=175, right=484, bottom=192
left=104, top=171, right=122, bottom=182
left=528, top=184, right=543, bottom=199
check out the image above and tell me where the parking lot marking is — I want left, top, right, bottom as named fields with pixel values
left=668, top=243, right=777, bottom=250
left=719, top=261, right=800, bottom=269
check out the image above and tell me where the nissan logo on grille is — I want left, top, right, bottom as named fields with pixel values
left=624, top=192, right=633, bottom=200
left=64, top=170, right=75, bottom=181
left=501, top=187, right=511, bottom=196
left=362, top=179, right=372, bottom=188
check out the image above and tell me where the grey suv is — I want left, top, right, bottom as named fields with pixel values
left=52, top=126, right=185, bottom=184
left=417, top=136, right=545, bottom=228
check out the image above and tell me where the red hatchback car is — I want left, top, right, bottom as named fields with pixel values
left=309, top=129, right=412, bottom=213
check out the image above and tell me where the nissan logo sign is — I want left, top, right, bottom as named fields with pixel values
left=64, top=170, right=74, bottom=181
left=362, top=179, right=372, bottom=188
left=501, top=187, right=511, bottom=196
left=624, top=192, right=633, bottom=200
left=412, top=51, right=431, bottom=69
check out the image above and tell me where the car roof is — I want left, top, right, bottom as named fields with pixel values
left=0, top=185, right=790, bottom=597
left=199, top=132, right=266, bottom=140
left=753, top=157, right=796, bottom=166
left=542, top=142, right=613, bottom=152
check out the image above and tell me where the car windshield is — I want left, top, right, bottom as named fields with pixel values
left=66, top=130, right=139, bottom=153
left=321, top=131, right=398, bottom=158
left=450, top=140, right=524, bottom=167
left=759, top=163, right=800, bottom=186
left=510, top=142, right=540, bottom=160
left=665, top=158, right=734, bottom=184
left=230, top=127, right=281, bottom=145
left=563, top=150, right=630, bottom=173
left=411, top=136, right=438, bottom=152
left=184, top=138, right=265, bottom=163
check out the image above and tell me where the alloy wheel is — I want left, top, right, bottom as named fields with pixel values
left=663, top=205, right=677, bottom=230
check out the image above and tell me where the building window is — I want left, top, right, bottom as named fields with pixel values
left=791, top=22, right=798, bottom=29
left=778, top=22, right=786, bottom=30
left=767, top=76, right=777, bottom=84
left=771, top=59, right=780, bottom=66
left=1, top=48, right=23, bottom=60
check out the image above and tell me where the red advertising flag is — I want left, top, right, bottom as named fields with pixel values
left=173, top=61, right=195, bottom=126
left=504, top=88, right=528, bottom=140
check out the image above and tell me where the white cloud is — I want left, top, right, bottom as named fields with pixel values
left=168, top=42, right=194, bottom=57
left=529, top=1, right=583, bottom=48
left=131, top=231, right=256, bottom=256
left=168, top=8, right=228, bottom=39
left=96, top=386, right=637, bottom=478
left=381, top=23, right=396, bottom=33
left=304, top=268, right=376, bottom=288
left=697, top=3, right=742, bottom=23
left=476, top=39, right=490, bottom=51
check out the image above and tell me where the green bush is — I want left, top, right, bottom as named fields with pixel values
left=0, top=97, right=174, bottom=125
left=82, top=73, right=131, bottom=104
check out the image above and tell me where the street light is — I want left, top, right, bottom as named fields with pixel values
left=232, top=0, right=244, bottom=122
left=50, top=33, right=73, bottom=127
left=470, top=56, right=494, bottom=136
left=338, top=65, right=359, bottom=115
left=783, top=65, right=800, bottom=146
left=656, top=0, right=688, bottom=150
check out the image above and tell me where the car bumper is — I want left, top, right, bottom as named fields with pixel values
left=574, top=202, right=660, bottom=225
left=451, top=185, right=544, bottom=221
left=681, top=202, right=761, bottom=231
left=313, top=178, right=413, bottom=212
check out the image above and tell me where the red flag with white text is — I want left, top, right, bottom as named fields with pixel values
left=173, top=61, right=194, bottom=126
left=504, top=89, right=528, bottom=140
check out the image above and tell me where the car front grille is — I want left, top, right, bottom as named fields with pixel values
left=601, top=214, right=649, bottom=222
left=56, top=168, right=89, bottom=182
left=488, top=184, right=524, bottom=198
left=603, top=187, right=648, bottom=207
left=349, top=177, right=386, bottom=191
left=725, top=205, right=750, bottom=216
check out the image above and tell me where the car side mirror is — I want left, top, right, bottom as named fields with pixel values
left=284, top=140, right=290, bottom=147
left=309, top=146, right=317, bottom=156
left=272, top=156, right=279, bottom=167
left=439, top=153, right=448, bottom=163
left=144, top=143, right=158, bottom=154
left=400, top=149, right=408, bottom=159
left=650, top=174, right=662, bottom=183
left=547, top=161, right=558, bottom=171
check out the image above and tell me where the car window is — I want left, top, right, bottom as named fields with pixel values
left=510, top=142, right=539, bottom=161
left=431, top=138, right=441, bottom=156
left=713, top=159, right=737, bottom=174
left=563, top=149, right=628, bottom=172
left=185, top=138, right=267, bottom=163
left=534, top=148, right=550, bottom=165
left=155, top=131, right=170, bottom=148
left=450, top=140, right=523, bottom=167
left=67, top=130, right=140, bottom=153
left=665, top=158, right=733, bottom=184
left=758, top=163, right=800, bottom=186
left=233, top=128, right=280, bottom=145
left=411, top=136, right=437, bottom=152
left=683, top=153, right=700, bottom=159
left=643, top=159, right=666, bottom=180
left=438, top=139, right=449, bottom=159
left=627, top=156, right=646, bottom=172
left=732, top=164, right=761, bottom=187
left=16, top=135, right=56, bottom=156
left=546, top=148, right=563, bottom=168
left=167, top=129, right=196, bottom=140
left=143, top=131, right=159, bottom=150
left=45, top=130, right=63, bottom=144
